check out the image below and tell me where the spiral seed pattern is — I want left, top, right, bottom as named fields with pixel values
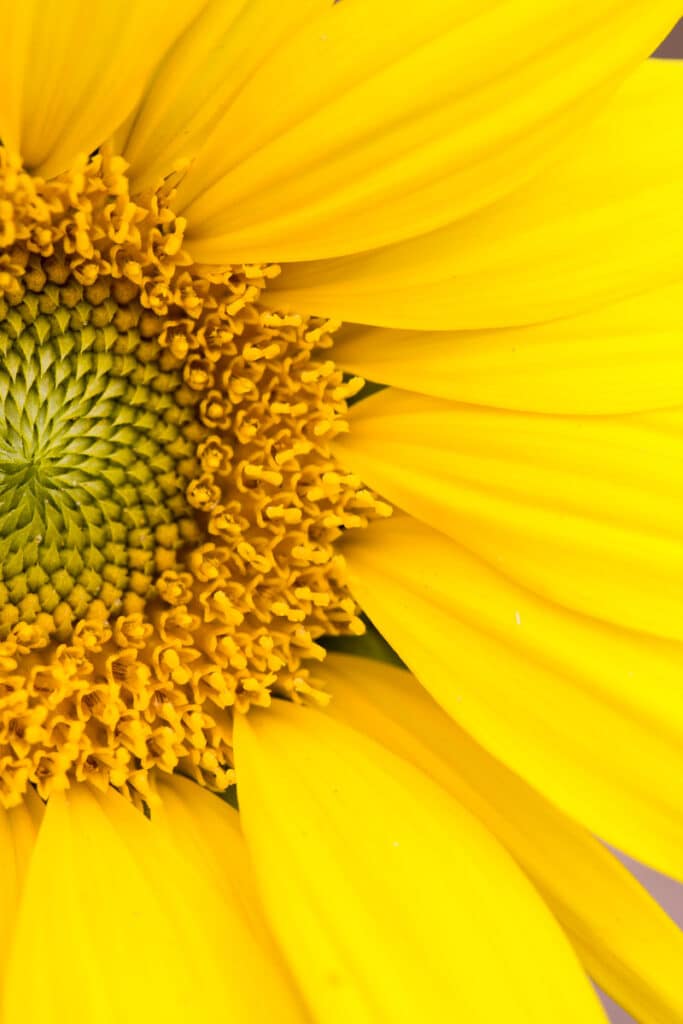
left=0, top=286, right=203, bottom=638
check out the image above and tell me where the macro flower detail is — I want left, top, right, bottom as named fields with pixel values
left=0, top=3, right=683, bottom=1024
left=0, top=152, right=388, bottom=809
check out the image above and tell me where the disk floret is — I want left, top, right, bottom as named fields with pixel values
left=0, top=148, right=390, bottom=809
left=0, top=280, right=203, bottom=638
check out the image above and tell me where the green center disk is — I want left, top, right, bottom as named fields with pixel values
left=0, top=285, right=203, bottom=637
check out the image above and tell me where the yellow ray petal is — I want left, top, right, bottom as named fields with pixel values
left=176, top=1, right=679, bottom=263
left=234, top=700, right=605, bottom=1024
left=333, top=278, right=683, bottom=415
left=320, top=653, right=683, bottom=1024
left=121, top=0, right=327, bottom=192
left=2, top=784, right=300, bottom=1024
left=0, top=0, right=205, bottom=177
left=270, top=59, right=683, bottom=328
left=153, top=775, right=308, bottom=1023
left=342, top=515, right=683, bottom=879
left=0, top=791, right=42, bottom=994
left=339, top=388, right=683, bottom=643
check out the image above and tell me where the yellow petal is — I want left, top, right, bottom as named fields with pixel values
left=154, top=775, right=308, bottom=1023
left=271, top=59, right=683, bottom=328
left=175, top=2, right=679, bottom=263
left=2, top=784, right=300, bottom=1024
left=0, top=0, right=205, bottom=176
left=340, top=388, right=683, bottom=643
left=320, top=653, right=683, bottom=1024
left=333, top=278, right=683, bottom=415
left=121, top=0, right=328, bottom=191
left=342, top=515, right=683, bottom=879
left=234, top=701, right=605, bottom=1024
left=0, top=792, right=42, bottom=994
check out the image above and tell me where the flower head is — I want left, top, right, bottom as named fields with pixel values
left=1, top=3, right=682, bottom=1023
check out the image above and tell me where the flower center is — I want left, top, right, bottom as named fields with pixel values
left=0, top=282, right=203, bottom=639
left=0, top=149, right=389, bottom=810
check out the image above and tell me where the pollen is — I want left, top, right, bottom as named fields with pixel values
left=0, top=148, right=390, bottom=809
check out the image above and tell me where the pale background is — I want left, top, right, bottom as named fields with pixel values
left=600, top=20, right=683, bottom=1024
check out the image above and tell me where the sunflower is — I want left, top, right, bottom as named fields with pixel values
left=0, top=2, right=682, bottom=1021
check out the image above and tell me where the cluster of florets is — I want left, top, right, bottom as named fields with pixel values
left=0, top=148, right=389, bottom=808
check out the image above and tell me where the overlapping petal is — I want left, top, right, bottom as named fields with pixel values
left=320, top=653, right=683, bottom=1024
left=2, top=785, right=302, bottom=1024
left=333, top=279, right=683, bottom=415
left=341, top=514, right=683, bottom=879
left=154, top=776, right=308, bottom=1023
left=119, top=0, right=325, bottom=190
left=234, top=700, right=605, bottom=1024
left=0, top=792, right=42, bottom=997
left=0, top=0, right=205, bottom=177
left=339, top=388, right=683, bottom=642
left=270, top=59, right=683, bottom=328
left=132, top=1, right=683, bottom=263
